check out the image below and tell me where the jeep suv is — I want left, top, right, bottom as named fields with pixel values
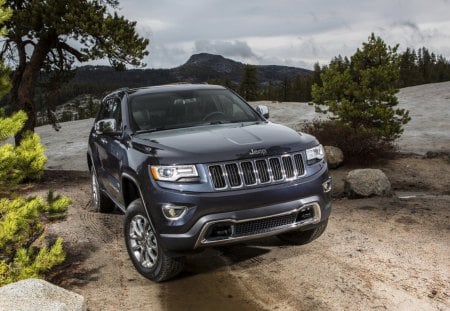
left=88, top=84, right=332, bottom=282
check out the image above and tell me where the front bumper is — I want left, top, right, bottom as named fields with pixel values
left=142, top=164, right=332, bottom=254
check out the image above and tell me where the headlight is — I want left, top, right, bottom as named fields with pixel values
left=306, top=145, right=324, bottom=165
left=150, top=165, right=198, bottom=182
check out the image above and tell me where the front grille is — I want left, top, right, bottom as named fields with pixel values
left=208, top=152, right=305, bottom=190
left=234, top=213, right=297, bottom=236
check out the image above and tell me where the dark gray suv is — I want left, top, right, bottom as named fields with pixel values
left=88, top=84, right=332, bottom=282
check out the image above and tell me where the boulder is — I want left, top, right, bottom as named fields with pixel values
left=344, top=169, right=391, bottom=198
left=0, top=278, right=86, bottom=311
left=324, top=146, right=344, bottom=169
left=425, top=151, right=450, bottom=161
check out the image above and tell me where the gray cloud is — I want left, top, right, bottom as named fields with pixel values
left=398, top=20, right=420, bottom=31
left=114, top=0, right=450, bottom=68
left=194, top=40, right=258, bottom=59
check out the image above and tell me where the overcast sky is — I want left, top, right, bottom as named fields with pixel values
left=115, top=0, right=450, bottom=69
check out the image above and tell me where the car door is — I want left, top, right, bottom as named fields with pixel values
left=94, top=96, right=126, bottom=203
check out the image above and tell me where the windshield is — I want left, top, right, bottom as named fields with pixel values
left=129, top=89, right=262, bottom=132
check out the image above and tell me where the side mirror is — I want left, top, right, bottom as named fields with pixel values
left=95, top=119, right=117, bottom=134
left=256, top=105, right=269, bottom=119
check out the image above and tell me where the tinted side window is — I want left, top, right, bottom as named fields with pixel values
left=98, top=97, right=122, bottom=129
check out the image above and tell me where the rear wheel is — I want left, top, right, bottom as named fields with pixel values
left=124, top=199, right=185, bottom=282
left=91, top=167, right=115, bottom=213
left=277, top=220, right=328, bottom=245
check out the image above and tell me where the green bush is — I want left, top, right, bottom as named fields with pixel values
left=0, top=110, right=69, bottom=286
left=302, top=119, right=394, bottom=163
left=0, top=110, right=46, bottom=186
left=0, top=195, right=70, bottom=286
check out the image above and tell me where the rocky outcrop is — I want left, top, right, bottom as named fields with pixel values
left=344, top=169, right=391, bottom=198
left=324, top=146, right=344, bottom=169
left=0, top=279, right=86, bottom=311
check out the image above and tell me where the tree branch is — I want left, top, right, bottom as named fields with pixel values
left=58, top=42, right=87, bottom=62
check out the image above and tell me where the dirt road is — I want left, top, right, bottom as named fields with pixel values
left=24, top=156, right=449, bottom=311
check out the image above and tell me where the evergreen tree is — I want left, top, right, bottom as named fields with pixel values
left=398, top=48, right=421, bottom=87
left=312, top=33, right=410, bottom=146
left=239, top=65, right=258, bottom=101
left=312, top=62, right=322, bottom=87
left=418, top=47, right=432, bottom=83
left=1, top=0, right=149, bottom=143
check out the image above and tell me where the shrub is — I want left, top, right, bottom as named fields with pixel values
left=0, top=194, right=70, bottom=286
left=302, top=119, right=395, bottom=163
left=0, top=111, right=69, bottom=286
left=0, top=109, right=46, bottom=186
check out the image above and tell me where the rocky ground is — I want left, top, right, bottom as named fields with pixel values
left=21, top=155, right=450, bottom=311
left=21, top=82, right=449, bottom=310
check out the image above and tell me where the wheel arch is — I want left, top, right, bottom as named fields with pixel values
left=122, top=175, right=141, bottom=208
left=121, top=172, right=157, bottom=232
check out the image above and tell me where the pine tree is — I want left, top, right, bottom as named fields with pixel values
left=398, top=48, right=421, bottom=87
left=1, top=0, right=149, bottom=143
left=239, top=65, right=258, bottom=101
left=312, top=33, right=410, bottom=147
left=312, top=62, right=322, bottom=87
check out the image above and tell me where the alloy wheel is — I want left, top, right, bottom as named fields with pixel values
left=128, top=215, right=158, bottom=268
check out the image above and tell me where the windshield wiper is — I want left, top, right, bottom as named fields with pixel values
left=230, top=120, right=263, bottom=126
left=134, top=127, right=166, bottom=134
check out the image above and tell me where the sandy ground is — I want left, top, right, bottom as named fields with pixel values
left=22, top=82, right=449, bottom=310
left=22, top=155, right=449, bottom=311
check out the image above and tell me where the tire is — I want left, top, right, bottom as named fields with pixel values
left=277, top=220, right=328, bottom=245
left=124, top=199, right=185, bottom=282
left=91, top=167, right=115, bottom=213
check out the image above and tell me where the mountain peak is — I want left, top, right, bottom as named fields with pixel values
left=182, top=53, right=241, bottom=74
left=185, top=53, right=229, bottom=65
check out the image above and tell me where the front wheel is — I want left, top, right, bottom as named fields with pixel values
left=124, top=199, right=185, bottom=282
left=277, top=220, right=328, bottom=245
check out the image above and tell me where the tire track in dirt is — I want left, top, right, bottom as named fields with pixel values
left=30, top=162, right=450, bottom=310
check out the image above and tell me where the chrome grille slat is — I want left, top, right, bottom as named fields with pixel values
left=255, top=159, right=270, bottom=183
left=209, top=165, right=226, bottom=189
left=294, top=154, right=304, bottom=176
left=225, top=163, right=241, bottom=187
left=241, top=161, right=256, bottom=185
left=208, top=152, right=306, bottom=190
left=282, top=156, right=295, bottom=178
left=269, top=158, right=283, bottom=181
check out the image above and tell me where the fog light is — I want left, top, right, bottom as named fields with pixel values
left=322, top=178, right=332, bottom=193
left=162, top=204, right=188, bottom=219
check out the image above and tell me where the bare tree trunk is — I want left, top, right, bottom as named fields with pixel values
left=12, top=38, right=51, bottom=145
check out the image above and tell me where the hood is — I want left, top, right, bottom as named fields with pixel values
left=132, top=122, right=318, bottom=164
